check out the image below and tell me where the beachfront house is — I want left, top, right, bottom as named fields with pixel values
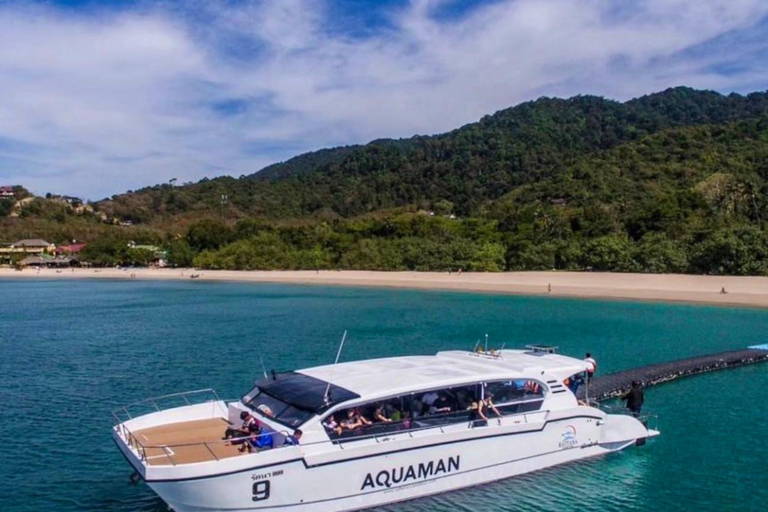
left=0, top=239, right=56, bottom=265
left=10, top=239, right=56, bottom=254
left=0, top=186, right=14, bottom=197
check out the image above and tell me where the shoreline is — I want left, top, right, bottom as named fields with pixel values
left=3, top=267, right=768, bottom=309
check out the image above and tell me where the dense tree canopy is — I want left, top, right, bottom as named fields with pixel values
left=5, top=87, right=768, bottom=275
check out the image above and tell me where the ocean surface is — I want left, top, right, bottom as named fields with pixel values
left=1, top=279, right=767, bottom=512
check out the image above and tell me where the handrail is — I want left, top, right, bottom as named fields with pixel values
left=112, top=388, right=222, bottom=419
left=124, top=406, right=555, bottom=466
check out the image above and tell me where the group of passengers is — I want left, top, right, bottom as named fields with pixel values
left=323, top=388, right=510, bottom=437
left=224, top=410, right=302, bottom=453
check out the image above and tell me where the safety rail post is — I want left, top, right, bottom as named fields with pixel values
left=162, top=446, right=177, bottom=466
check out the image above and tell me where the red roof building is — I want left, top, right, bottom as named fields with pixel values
left=55, top=243, right=87, bottom=255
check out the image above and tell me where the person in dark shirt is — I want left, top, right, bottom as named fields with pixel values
left=284, top=429, right=302, bottom=446
left=224, top=411, right=259, bottom=445
left=621, top=381, right=645, bottom=417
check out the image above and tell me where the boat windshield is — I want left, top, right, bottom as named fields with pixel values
left=242, top=371, right=361, bottom=428
left=242, top=387, right=315, bottom=428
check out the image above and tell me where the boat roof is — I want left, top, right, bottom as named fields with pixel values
left=297, top=349, right=590, bottom=403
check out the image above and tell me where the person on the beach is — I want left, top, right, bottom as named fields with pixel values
left=621, top=381, right=645, bottom=417
left=584, top=353, right=597, bottom=382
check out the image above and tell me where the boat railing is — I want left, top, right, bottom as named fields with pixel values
left=120, top=407, right=552, bottom=466
left=111, top=388, right=224, bottom=425
left=112, top=389, right=231, bottom=464
left=134, top=429, right=296, bottom=466
left=596, top=402, right=659, bottom=431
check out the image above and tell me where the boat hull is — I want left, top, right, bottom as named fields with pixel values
left=145, top=412, right=649, bottom=512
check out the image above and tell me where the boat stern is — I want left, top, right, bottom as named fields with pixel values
left=598, top=412, right=658, bottom=450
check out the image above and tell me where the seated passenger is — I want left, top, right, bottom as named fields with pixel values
left=410, top=399, right=425, bottom=419
left=357, top=408, right=373, bottom=426
left=224, top=411, right=259, bottom=443
left=422, top=391, right=439, bottom=407
left=384, top=401, right=399, bottom=419
left=373, top=404, right=392, bottom=423
left=239, top=423, right=273, bottom=453
left=341, top=408, right=371, bottom=431
left=524, top=380, right=541, bottom=395
left=323, top=415, right=342, bottom=436
left=284, top=429, right=302, bottom=446
left=428, top=395, right=451, bottom=414
left=257, top=404, right=275, bottom=418
left=478, top=393, right=502, bottom=421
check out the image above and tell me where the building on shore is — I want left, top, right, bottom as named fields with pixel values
left=55, top=243, right=87, bottom=255
left=0, top=186, right=14, bottom=197
left=18, top=255, right=80, bottom=268
left=0, top=239, right=56, bottom=265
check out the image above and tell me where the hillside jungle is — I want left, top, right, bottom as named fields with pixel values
left=3, top=87, right=768, bottom=275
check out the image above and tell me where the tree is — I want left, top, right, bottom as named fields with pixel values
left=186, top=219, right=234, bottom=251
left=166, top=240, right=195, bottom=267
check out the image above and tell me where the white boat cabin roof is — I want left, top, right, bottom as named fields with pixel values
left=297, top=349, right=589, bottom=402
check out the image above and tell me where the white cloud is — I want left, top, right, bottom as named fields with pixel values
left=0, top=0, right=767, bottom=199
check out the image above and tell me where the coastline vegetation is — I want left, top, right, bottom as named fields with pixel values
left=3, top=87, right=768, bottom=275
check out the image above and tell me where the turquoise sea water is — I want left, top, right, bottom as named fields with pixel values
left=1, top=279, right=767, bottom=512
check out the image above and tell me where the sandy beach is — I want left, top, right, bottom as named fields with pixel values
left=2, top=267, right=768, bottom=308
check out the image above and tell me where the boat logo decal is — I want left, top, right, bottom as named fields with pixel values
left=559, top=425, right=579, bottom=449
left=361, top=456, right=460, bottom=491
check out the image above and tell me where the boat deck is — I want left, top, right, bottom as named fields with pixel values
left=577, top=347, right=768, bottom=402
left=133, top=418, right=244, bottom=466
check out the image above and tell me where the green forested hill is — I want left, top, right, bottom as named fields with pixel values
left=5, top=87, right=768, bottom=274
left=97, top=87, right=768, bottom=221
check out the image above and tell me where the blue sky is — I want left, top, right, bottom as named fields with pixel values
left=1, top=0, right=767, bottom=199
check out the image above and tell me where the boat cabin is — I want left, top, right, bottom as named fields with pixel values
left=113, top=349, right=591, bottom=471
left=240, top=349, right=589, bottom=444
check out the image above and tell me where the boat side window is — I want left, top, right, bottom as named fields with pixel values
left=484, top=379, right=546, bottom=415
left=324, top=384, right=483, bottom=442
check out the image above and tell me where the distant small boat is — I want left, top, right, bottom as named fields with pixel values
left=189, top=273, right=201, bottom=279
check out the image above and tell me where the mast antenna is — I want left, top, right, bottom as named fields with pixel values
left=484, top=333, right=489, bottom=352
left=259, top=354, right=268, bottom=380
left=324, top=330, right=348, bottom=404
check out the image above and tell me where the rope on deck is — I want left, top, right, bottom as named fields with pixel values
left=576, top=348, right=768, bottom=402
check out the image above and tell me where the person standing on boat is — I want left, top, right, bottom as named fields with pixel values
left=584, top=353, right=598, bottom=382
left=621, top=381, right=645, bottom=417
left=477, top=393, right=502, bottom=423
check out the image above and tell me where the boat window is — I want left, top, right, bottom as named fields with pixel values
left=243, top=387, right=315, bottom=429
left=484, top=379, right=546, bottom=415
left=323, top=384, right=483, bottom=442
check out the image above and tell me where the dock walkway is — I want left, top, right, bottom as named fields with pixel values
left=576, top=346, right=768, bottom=402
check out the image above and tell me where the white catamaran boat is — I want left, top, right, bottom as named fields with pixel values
left=113, top=346, right=658, bottom=511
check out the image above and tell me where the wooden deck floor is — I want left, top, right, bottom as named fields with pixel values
left=133, top=418, right=245, bottom=466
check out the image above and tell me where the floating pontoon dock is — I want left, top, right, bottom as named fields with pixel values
left=577, top=345, right=768, bottom=402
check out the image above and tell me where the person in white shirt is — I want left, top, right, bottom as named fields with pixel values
left=584, top=353, right=597, bottom=382
left=422, top=391, right=439, bottom=406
